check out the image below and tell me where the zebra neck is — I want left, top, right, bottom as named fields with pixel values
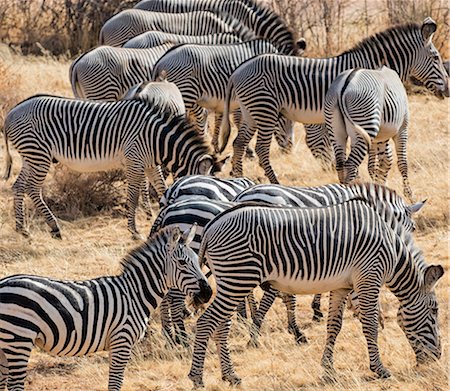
left=121, top=262, right=168, bottom=317
left=341, top=28, right=420, bottom=82
left=385, top=240, right=424, bottom=303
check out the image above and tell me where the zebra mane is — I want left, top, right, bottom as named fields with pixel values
left=343, top=23, right=421, bottom=56
left=120, top=226, right=174, bottom=273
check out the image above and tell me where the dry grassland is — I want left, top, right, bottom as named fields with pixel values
left=0, top=50, right=448, bottom=390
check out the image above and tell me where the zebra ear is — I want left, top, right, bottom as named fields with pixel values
left=168, top=226, right=182, bottom=249
left=182, top=223, right=197, bottom=247
left=197, top=155, right=214, bottom=175
left=122, top=81, right=150, bottom=100
left=421, top=17, right=437, bottom=42
left=423, top=264, right=444, bottom=292
left=408, top=199, right=427, bottom=214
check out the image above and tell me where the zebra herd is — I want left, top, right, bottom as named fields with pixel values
left=1, top=0, right=448, bottom=389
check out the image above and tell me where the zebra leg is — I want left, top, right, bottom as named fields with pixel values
left=108, top=342, right=132, bottom=391
left=367, top=144, right=380, bottom=180
left=170, top=289, right=190, bottom=347
left=343, top=132, right=370, bottom=185
left=3, top=338, right=34, bottom=391
left=246, top=292, right=257, bottom=322
left=249, top=287, right=277, bottom=347
left=124, top=163, right=145, bottom=240
left=231, top=110, right=255, bottom=159
left=311, top=294, right=324, bottom=322
left=213, top=320, right=241, bottom=385
left=160, top=292, right=175, bottom=346
left=25, top=160, right=61, bottom=238
left=305, top=124, right=334, bottom=170
left=254, top=117, right=279, bottom=183
left=231, top=122, right=256, bottom=177
left=372, top=142, right=393, bottom=184
left=321, top=288, right=351, bottom=381
left=188, top=287, right=252, bottom=388
left=0, top=348, right=7, bottom=390
left=354, top=282, right=390, bottom=378
left=280, top=294, right=307, bottom=344
left=11, top=165, right=29, bottom=237
left=236, top=301, right=247, bottom=321
left=211, top=112, right=223, bottom=153
left=274, top=116, right=294, bottom=154
left=394, top=123, right=413, bottom=201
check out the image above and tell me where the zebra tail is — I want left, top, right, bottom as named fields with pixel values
left=2, top=126, right=12, bottom=180
left=218, top=78, right=234, bottom=153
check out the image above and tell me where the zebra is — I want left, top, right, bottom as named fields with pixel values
left=70, top=43, right=174, bottom=101
left=150, top=199, right=236, bottom=346
left=151, top=39, right=293, bottom=150
left=2, top=94, right=226, bottom=240
left=0, top=225, right=212, bottom=391
left=324, top=67, right=413, bottom=199
left=233, top=182, right=425, bottom=345
left=160, top=174, right=255, bottom=208
left=219, top=18, right=449, bottom=183
left=134, top=0, right=306, bottom=55
left=123, top=31, right=242, bottom=49
left=99, top=10, right=255, bottom=47
left=188, top=199, right=444, bottom=387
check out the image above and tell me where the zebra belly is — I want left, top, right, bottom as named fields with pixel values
left=54, top=154, right=124, bottom=173
left=267, top=273, right=353, bottom=295
left=198, top=96, right=239, bottom=112
left=282, top=107, right=324, bottom=124
left=374, top=123, right=401, bottom=142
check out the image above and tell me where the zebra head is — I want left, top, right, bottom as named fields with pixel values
left=165, top=225, right=212, bottom=307
left=409, top=18, right=449, bottom=99
left=397, top=264, right=444, bottom=364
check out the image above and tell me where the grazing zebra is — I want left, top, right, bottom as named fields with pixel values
left=99, top=10, right=255, bottom=47
left=234, top=182, right=425, bottom=345
left=324, top=67, right=413, bottom=199
left=188, top=200, right=444, bottom=387
left=151, top=39, right=281, bottom=143
left=160, top=174, right=255, bottom=208
left=150, top=199, right=235, bottom=345
left=123, top=31, right=242, bottom=49
left=219, top=18, right=449, bottom=182
left=0, top=226, right=212, bottom=391
left=134, top=0, right=306, bottom=55
left=70, top=43, right=174, bottom=101
left=2, top=95, right=226, bottom=239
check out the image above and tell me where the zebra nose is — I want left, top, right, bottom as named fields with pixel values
left=195, top=279, right=212, bottom=305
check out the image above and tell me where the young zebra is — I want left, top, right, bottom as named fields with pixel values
left=234, top=182, right=425, bottom=344
left=150, top=199, right=236, bottom=346
left=160, top=175, right=255, bottom=208
left=0, top=226, right=212, bottom=391
left=2, top=94, right=226, bottom=239
left=324, top=67, right=412, bottom=199
left=188, top=200, right=444, bottom=387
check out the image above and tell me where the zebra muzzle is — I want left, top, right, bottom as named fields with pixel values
left=192, top=279, right=212, bottom=307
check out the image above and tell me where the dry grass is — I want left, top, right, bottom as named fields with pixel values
left=0, top=51, right=448, bottom=391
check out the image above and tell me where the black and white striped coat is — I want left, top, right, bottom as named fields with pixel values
left=0, top=226, right=212, bottom=390
left=70, top=43, right=174, bottom=101
left=99, top=10, right=255, bottom=47
left=188, top=200, right=444, bottom=387
left=219, top=19, right=449, bottom=183
left=134, top=0, right=305, bottom=55
left=123, top=31, right=242, bottom=49
left=3, top=95, right=225, bottom=239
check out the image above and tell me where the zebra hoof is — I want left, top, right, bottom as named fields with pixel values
left=222, top=373, right=241, bottom=385
left=17, top=228, right=30, bottom=238
left=51, top=229, right=62, bottom=240
left=321, top=370, right=338, bottom=384
left=188, top=372, right=204, bottom=389
left=247, top=338, right=261, bottom=349
left=374, top=366, right=391, bottom=379
left=131, top=232, right=144, bottom=241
